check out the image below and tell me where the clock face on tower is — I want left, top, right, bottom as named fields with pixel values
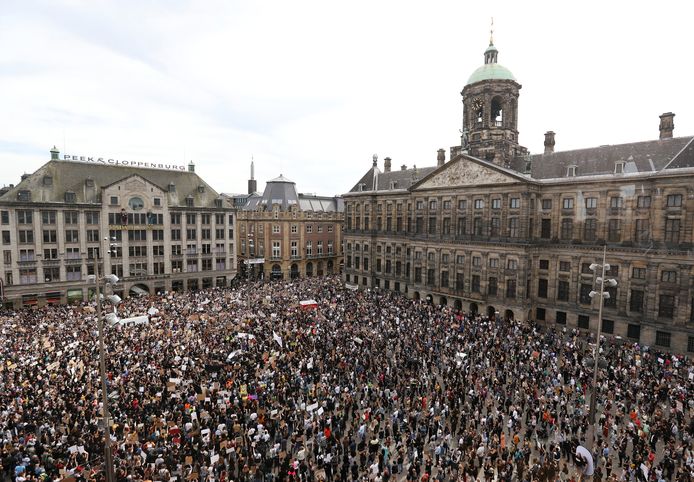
left=472, top=97, right=484, bottom=111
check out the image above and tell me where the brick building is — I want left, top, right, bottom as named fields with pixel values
left=343, top=38, right=694, bottom=353
left=228, top=167, right=344, bottom=280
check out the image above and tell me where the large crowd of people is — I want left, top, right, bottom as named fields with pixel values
left=0, top=275, right=692, bottom=481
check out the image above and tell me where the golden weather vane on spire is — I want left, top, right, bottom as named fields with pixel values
left=490, top=17, right=494, bottom=45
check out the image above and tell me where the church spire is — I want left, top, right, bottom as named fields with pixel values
left=248, top=158, right=258, bottom=195
left=489, top=17, right=494, bottom=46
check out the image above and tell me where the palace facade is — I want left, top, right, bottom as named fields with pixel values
left=0, top=149, right=237, bottom=307
left=343, top=39, right=694, bottom=353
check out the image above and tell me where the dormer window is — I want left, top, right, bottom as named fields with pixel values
left=197, top=185, right=205, bottom=193
left=614, top=161, right=625, bottom=174
left=85, top=178, right=95, bottom=188
left=389, top=181, right=397, bottom=190
left=214, top=199, right=223, bottom=208
left=185, top=196, right=194, bottom=207
left=168, top=183, right=176, bottom=192
left=17, top=190, right=31, bottom=202
left=64, top=191, right=76, bottom=203
left=566, top=165, right=577, bottom=177
left=43, top=176, right=53, bottom=186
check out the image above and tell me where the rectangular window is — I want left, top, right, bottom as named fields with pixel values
left=457, top=199, right=467, bottom=210
left=632, top=267, right=646, bottom=279
left=489, top=217, right=500, bottom=237
left=538, top=279, right=548, bottom=298
left=506, top=259, right=517, bottom=270
left=65, top=230, right=79, bottom=243
left=541, top=199, right=552, bottom=210
left=427, top=269, right=435, bottom=286
left=637, top=195, right=651, bottom=208
left=171, top=213, right=181, bottom=225
left=41, top=211, right=56, bottom=225
left=580, top=284, right=592, bottom=304
left=559, top=261, right=571, bottom=272
left=655, top=330, right=671, bottom=348
left=171, top=229, right=181, bottom=241
left=658, top=294, right=675, bottom=318
left=473, top=217, right=483, bottom=235
left=509, top=198, right=520, bottom=209
left=17, top=210, right=34, bottom=224
left=578, top=315, right=590, bottom=329
left=630, top=289, right=644, bottom=313
left=429, top=200, right=437, bottom=210
left=556, top=311, right=567, bottom=324
left=666, top=194, right=682, bottom=207
left=536, top=307, right=546, bottom=321
left=471, top=274, right=480, bottom=292
left=186, top=229, right=197, bottom=240
left=562, top=198, right=574, bottom=209
left=540, top=219, right=551, bottom=239
left=488, top=277, right=497, bottom=296
left=538, top=259, right=549, bottom=270
left=86, top=229, right=99, bottom=243
left=557, top=280, right=570, bottom=301
left=627, top=323, right=641, bottom=341
left=559, top=218, right=572, bottom=239
left=272, top=241, right=280, bottom=258
left=585, top=197, right=597, bottom=209
left=428, top=217, right=436, bottom=234
left=43, top=230, right=57, bottom=243
left=661, top=270, right=677, bottom=283
left=688, top=337, right=694, bottom=353
left=414, top=267, right=422, bottom=283
left=491, top=198, right=501, bottom=209
left=0, top=211, right=8, bottom=225
left=201, top=228, right=211, bottom=240
left=442, top=217, right=451, bottom=235
left=508, top=217, right=519, bottom=237
left=489, top=258, right=499, bottom=268
left=186, top=213, right=196, bottom=225
left=664, top=218, right=680, bottom=243
left=607, top=219, right=621, bottom=242
left=472, top=256, right=481, bottom=268
left=604, top=286, right=617, bottom=308
left=456, top=217, right=466, bottom=236
left=505, top=279, right=516, bottom=298
left=442, top=200, right=451, bottom=210
left=110, top=196, right=119, bottom=205
left=610, top=196, right=623, bottom=208
left=474, top=199, right=484, bottom=209
left=583, top=218, right=597, bottom=241
left=602, top=319, right=614, bottom=334
left=64, top=211, right=79, bottom=224
left=635, top=219, right=650, bottom=243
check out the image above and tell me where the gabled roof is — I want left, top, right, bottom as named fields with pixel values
left=410, top=152, right=533, bottom=190
left=530, top=136, right=694, bottom=179
left=0, top=160, right=222, bottom=207
left=348, top=165, right=437, bottom=193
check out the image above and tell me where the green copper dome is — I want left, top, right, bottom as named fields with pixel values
left=466, top=63, right=516, bottom=85
left=466, top=41, right=516, bottom=85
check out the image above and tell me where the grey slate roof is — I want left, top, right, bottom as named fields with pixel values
left=0, top=160, right=223, bottom=207
left=235, top=175, right=343, bottom=212
left=349, top=166, right=437, bottom=193
left=530, top=136, right=694, bottom=179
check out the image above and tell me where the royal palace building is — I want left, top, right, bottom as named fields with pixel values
left=226, top=165, right=344, bottom=280
left=0, top=149, right=237, bottom=307
left=343, top=39, right=694, bottom=353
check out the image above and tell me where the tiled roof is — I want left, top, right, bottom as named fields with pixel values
left=0, top=160, right=222, bottom=207
left=530, top=136, right=694, bottom=179
left=349, top=166, right=437, bottom=193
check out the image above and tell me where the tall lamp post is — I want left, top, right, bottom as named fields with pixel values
left=587, top=244, right=617, bottom=448
left=87, top=238, right=121, bottom=482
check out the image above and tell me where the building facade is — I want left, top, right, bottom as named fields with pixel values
left=227, top=170, right=344, bottom=280
left=0, top=149, right=236, bottom=307
left=343, top=39, right=694, bottom=353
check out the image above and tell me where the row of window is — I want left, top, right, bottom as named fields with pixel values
left=241, top=240, right=335, bottom=257
left=240, top=223, right=335, bottom=234
left=346, top=193, right=684, bottom=217
left=0, top=210, right=233, bottom=227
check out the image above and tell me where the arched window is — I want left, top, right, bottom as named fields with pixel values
left=491, top=96, right=504, bottom=127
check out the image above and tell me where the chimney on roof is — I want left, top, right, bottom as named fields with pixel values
left=20, top=173, right=29, bottom=181
left=659, top=112, right=675, bottom=139
left=401, top=164, right=407, bottom=171
left=437, top=148, right=446, bottom=167
left=188, top=161, right=195, bottom=173
left=372, top=154, right=378, bottom=167
left=544, top=131, right=556, bottom=154
left=384, top=157, right=391, bottom=173
left=50, top=146, right=60, bottom=160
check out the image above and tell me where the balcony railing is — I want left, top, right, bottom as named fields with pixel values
left=185, top=249, right=198, bottom=255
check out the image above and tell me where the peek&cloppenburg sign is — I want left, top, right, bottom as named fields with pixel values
left=63, top=154, right=186, bottom=171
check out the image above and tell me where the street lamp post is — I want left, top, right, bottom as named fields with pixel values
left=88, top=237, right=122, bottom=482
left=587, top=244, right=617, bottom=449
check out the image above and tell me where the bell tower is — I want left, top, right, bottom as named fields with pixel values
left=460, top=26, right=527, bottom=170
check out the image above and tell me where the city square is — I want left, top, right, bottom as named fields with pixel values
left=2, top=1, right=694, bottom=481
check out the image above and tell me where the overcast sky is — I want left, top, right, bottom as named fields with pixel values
left=1, top=0, right=693, bottom=197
